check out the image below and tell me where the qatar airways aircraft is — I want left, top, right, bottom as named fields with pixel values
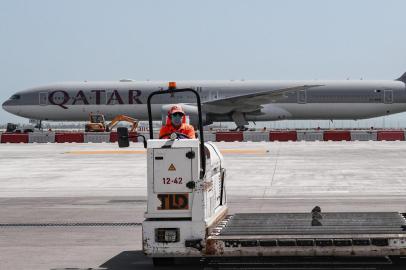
left=2, top=73, right=406, bottom=129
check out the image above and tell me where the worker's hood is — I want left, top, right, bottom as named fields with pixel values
left=161, top=104, right=212, bottom=126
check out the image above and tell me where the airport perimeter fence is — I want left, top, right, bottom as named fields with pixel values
left=1, top=129, right=406, bottom=143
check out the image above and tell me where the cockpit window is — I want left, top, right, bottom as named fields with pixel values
left=10, top=94, right=21, bottom=100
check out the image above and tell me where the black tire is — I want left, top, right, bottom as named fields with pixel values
left=152, top=257, right=175, bottom=266
left=85, top=126, right=89, bottom=132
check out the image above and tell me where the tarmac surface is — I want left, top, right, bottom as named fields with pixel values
left=1, top=141, right=406, bottom=269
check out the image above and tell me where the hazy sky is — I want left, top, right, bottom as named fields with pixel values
left=1, top=0, right=406, bottom=126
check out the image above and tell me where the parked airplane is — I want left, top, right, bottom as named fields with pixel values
left=2, top=73, right=406, bottom=129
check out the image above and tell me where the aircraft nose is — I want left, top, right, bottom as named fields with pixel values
left=2, top=99, right=19, bottom=115
left=2, top=100, right=11, bottom=113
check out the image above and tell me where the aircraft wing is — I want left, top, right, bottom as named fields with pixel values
left=203, top=85, right=323, bottom=113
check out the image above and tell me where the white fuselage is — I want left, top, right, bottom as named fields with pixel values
left=3, top=80, right=406, bottom=125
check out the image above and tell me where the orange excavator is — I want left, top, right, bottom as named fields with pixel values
left=85, top=113, right=139, bottom=132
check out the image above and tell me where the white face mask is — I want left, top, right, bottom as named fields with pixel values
left=171, top=114, right=183, bottom=126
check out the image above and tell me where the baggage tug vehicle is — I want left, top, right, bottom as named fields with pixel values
left=117, top=86, right=406, bottom=266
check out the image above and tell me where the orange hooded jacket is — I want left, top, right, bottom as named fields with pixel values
left=159, top=105, right=196, bottom=139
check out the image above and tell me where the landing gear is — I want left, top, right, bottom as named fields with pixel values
left=32, top=120, right=42, bottom=130
left=231, top=111, right=249, bottom=131
left=236, top=126, right=248, bottom=131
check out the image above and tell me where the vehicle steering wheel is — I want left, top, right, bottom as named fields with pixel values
left=159, top=132, right=190, bottom=139
left=172, top=132, right=190, bottom=139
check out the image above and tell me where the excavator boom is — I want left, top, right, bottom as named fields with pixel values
left=85, top=113, right=139, bottom=133
left=106, top=115, right=139, bottom=133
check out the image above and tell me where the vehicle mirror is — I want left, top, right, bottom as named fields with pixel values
left=142, top=139, right=147, bottom=149
left=136, top=135, right=147, bottom=149
left=117, top=127, right=130, bottom=148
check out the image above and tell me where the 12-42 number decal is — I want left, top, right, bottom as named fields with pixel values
left=162, top=177, right=183, bottom=184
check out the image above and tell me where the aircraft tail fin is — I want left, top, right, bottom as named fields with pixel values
left=396, top=72, right=406, bottom=83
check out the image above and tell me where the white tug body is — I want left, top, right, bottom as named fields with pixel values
left=143, top=139, right=227, bottom=257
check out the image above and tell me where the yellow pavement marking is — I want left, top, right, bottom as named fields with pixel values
left=65, top=149, right=268, bottom=155
left=66, top=150, right=146, bottom=155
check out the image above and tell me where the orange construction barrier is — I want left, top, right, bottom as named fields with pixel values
left=55, top=133, right=84, bottom=143
left=269, top=131, right=297, bottom=141
left=323, top=131, right=351, bottom=141
left=377, top=131, right=405, bottom=141
left=1, top=133, right=29, bottom=143
left=215, top=132, right=243, bottom=142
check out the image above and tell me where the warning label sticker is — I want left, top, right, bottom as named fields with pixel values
left=168, top=163, right=176, bottom=171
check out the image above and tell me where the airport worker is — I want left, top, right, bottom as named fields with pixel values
left=159, top=105, right=196, bottom=139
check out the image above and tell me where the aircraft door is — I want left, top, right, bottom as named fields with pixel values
left=39, top=92, right=48, bottom=106
left=297, top=90, right=307, bottom=104
left=384, top=90, right=393, bottom=104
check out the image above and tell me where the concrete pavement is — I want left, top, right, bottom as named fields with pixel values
left=1, top=141, right=406, bottom=269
